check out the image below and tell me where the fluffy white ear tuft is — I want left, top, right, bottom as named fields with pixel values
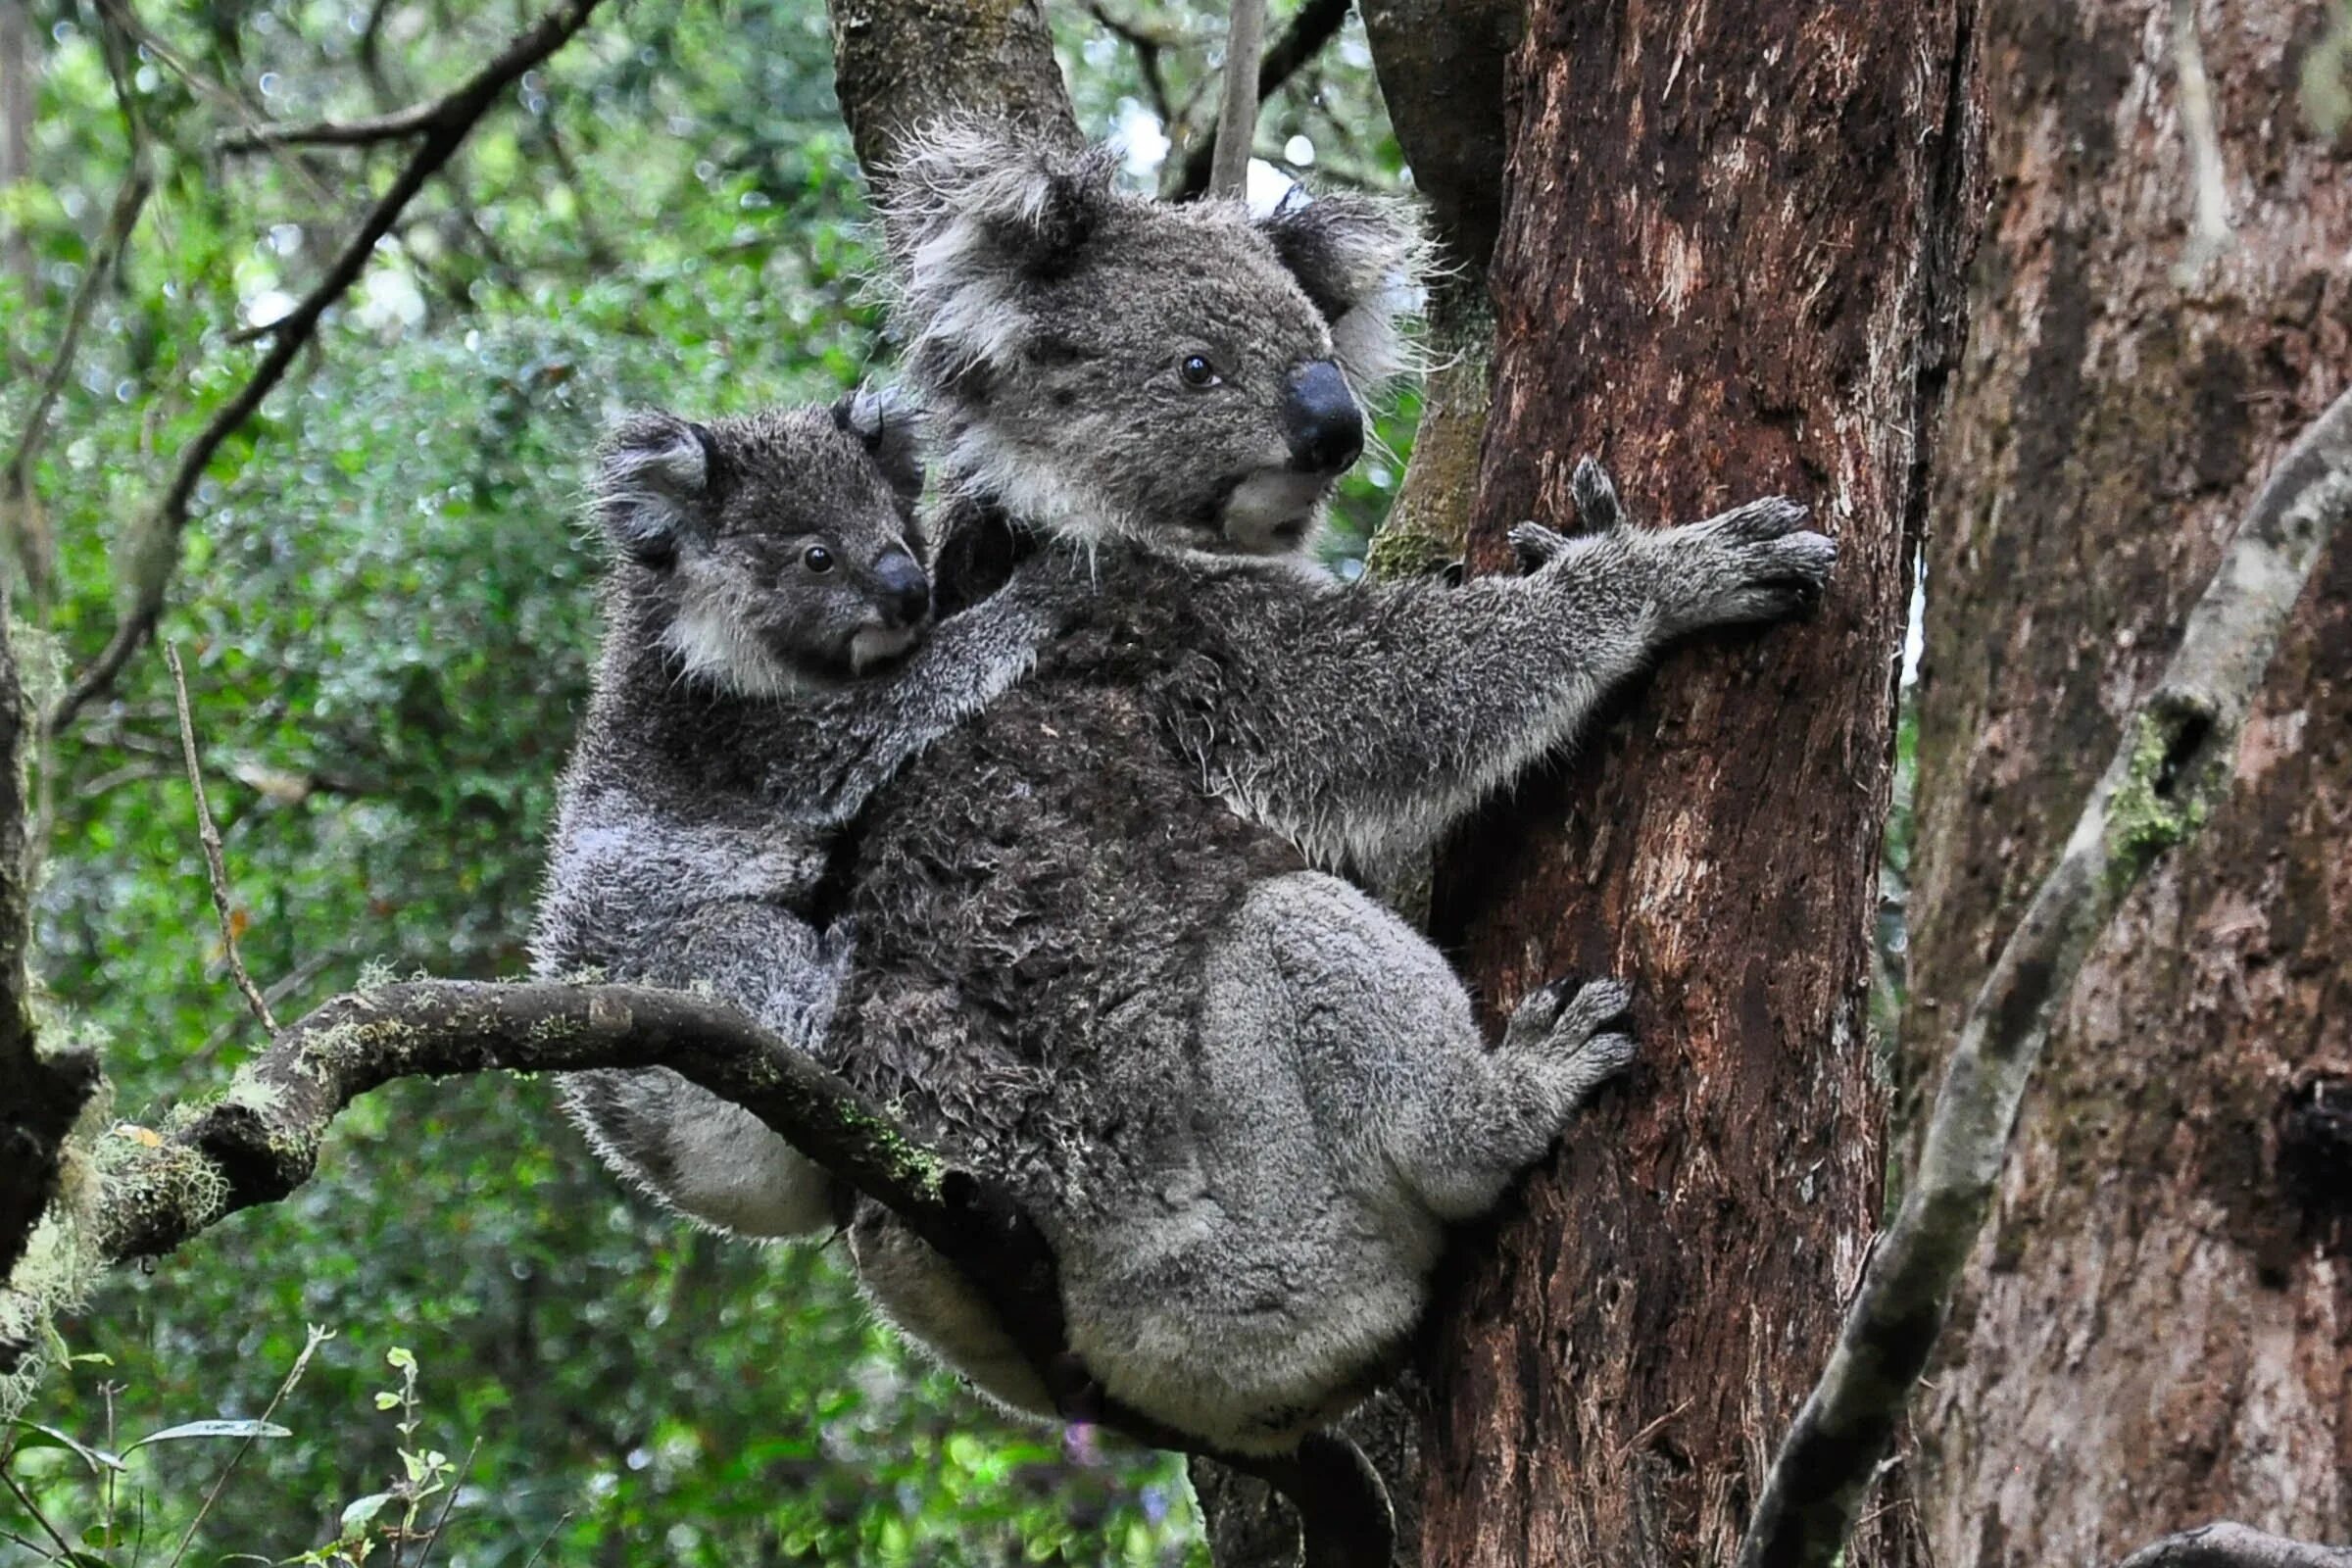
left=881, top=119, right=1122, bottom=389
left=1255, top=189, right=1431, bottom=388
left=594, top=411, right=713, bottom=569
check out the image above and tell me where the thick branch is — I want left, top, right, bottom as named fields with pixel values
left=1172, top=0, right=1351, bottom=200
left=823, top=0, right=1078, bottom=182
left=0, top=619, right=102, bottom=1285
left=1736, top=387, right=2352, bottom=1568
left=2115, top=1525, right=2352, bottom=1568
left=43, top=0, right=608, bottom=739
left=50, top=976, right=1389, bottom=1562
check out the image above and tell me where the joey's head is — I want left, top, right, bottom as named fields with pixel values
left=593, top=392, right=933, bottom=696
left=882, top=122, right=1423, bottom=559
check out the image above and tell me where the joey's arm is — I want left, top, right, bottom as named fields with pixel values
left=1179, top=466, right=1831, bottom=873
left=772, top=579, right=1064, bottom=821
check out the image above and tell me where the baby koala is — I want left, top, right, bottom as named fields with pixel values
left=534, top=393, right=1056, bottom=1238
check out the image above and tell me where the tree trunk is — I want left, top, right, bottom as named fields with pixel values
left=1905, top=2, right=2352, bottom=1560
left=824, top=0, right=1076, bottom=176
left=1416, top=2, right=1976, bottom=1563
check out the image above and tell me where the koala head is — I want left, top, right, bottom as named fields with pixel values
left=594, top=391, right=932, bottom=696
left=882, top=122, right=1423, bottom=558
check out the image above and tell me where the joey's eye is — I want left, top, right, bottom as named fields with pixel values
left=1179, top=353, right=1222, bottom=389
left=802, top=544, right=835, bottom=573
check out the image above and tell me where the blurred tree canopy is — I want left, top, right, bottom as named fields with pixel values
left=0, top=1, right=1403, bottom=1561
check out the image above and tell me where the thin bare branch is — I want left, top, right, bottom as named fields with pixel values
left=1083, top=0, right=1177, bottom=126
left=165, top=1325, right=327, bottom=1568
left=216, top=98, right=442, bottom=153
left=1208, top=0, right=1267, bottom=195
left=164, top=643, right=276, bottom=1034
left=45, top=0, right=610, bottom=739
left=2116, top=1524, right=2352, bottom=1568
left=1173, top=0, right=1351, bottom=199
left=1736, top=386, right=2352, bottom=1568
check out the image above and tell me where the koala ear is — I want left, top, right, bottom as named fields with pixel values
left=1255, top=190, right=1428, bottom=387
left=883, top=120, right=1121, bottom=383
left=594, top=411, right=716, bottom=571
left=833, top=386, right=925, bottom=508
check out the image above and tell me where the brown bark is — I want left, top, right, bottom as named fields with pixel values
left=1906, top=1, right=2352, bottom=1561
left=1417, top=3, right=1977, bottom=1564
left=824, top=0, right=1078, bottom=178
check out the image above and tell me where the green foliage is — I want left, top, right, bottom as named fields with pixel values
left=3, top=0, right=1401, bottom=1559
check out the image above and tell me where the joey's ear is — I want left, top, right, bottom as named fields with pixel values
left=1256, top=190, right=1428, bottom=387
left=833, top=386, right=925, bottom=509
left=594, top=410, right=717, bottom=571
left=883, top=120, right=1120, bottom=384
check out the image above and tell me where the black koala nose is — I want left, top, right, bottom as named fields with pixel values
left=1282, top=360, right=1365, bottom=475
left=874, top=551, right=931, bottom=628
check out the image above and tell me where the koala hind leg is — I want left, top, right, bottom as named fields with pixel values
left=1213, top=873, right=1634, bottom=1226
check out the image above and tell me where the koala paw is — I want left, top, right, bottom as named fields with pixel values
left=1661, top=495, right=1835, bottom=632
left=1500, top=976, right=1638, bottom=1105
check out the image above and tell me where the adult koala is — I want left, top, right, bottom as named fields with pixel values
left=824, top=126, right=1838, bottom=1457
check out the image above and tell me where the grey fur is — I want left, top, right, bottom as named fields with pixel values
left=534, top=398, right=1061, bottom=1239
left=820, top=127, right=1839, bottom=1452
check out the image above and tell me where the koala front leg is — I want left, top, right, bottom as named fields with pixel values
left=1191, top=460, right=1834, bottom=875
left=564, top=902, right=850, bottom=1240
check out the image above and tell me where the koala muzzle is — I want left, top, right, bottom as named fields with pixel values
left=874, top=551, right=932, bottom=629
left=1282, top=360, right=1365, bottom=475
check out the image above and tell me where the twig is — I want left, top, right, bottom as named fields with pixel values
left=1175, top=0, right=1351, bottom=199
left=165, top=644, right=277, bottom=1034
left=518, top=1510, right=573, bottom=1568
left=45, top=0, right=610, bottom=740
left=412, top=1434, right=480, bottom=1568
left=217, top=98, right=445, bottom=153
left=1208, top=0, right=1267, bottom=196
left=1734, top=387, right=2352, bottom=1568
left=188, top=946, right=340, bottom=1066
left=2114, top=1524, right=2352, bottom=1568
left=1083, top=1, right=1184, bottom=126
left=166, top=1325, right=328, bottom=1568
left=0, top=1470, right=76, bottom=1562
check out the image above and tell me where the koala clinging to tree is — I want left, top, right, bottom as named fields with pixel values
left=533, top=393, right=1060, bottom=1240
left=809, top=124, right=1840, bottom=1456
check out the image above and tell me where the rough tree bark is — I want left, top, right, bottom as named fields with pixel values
left=825, top=0, right=1078, bottom=174
left=1906, top=1, right=2352, bottom=1561
left=1417, top=4, right=1976, bottom=1565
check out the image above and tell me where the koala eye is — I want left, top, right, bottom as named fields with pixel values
left=802, top=544, right=835, bottom=573
left=1179, top=353, right=1223, bottom=390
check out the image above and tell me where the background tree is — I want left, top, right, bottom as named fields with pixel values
left=1904, top=0, right=2352, bottom=1560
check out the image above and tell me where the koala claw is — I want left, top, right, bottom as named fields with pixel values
left=1501, top=975, right=1633, bottom=1058
left=1570, top=456, right=1627, bottom=532
left=1508, top=521, right=1574, bottom=573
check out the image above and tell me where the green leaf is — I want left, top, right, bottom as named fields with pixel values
left=124, top=1418, right=293, bottom=1450
left=339, top=1492, right=395, bottom=1538
left=5, top=1418, right=125, bottom=1472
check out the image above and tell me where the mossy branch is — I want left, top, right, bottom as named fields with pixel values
left=1736, top=386, right=2352, bottom=1568
left=10, top=975, right=1392, bottom=1563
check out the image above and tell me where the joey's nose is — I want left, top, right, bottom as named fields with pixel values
left=875, top=551, right=931, bottom=628
left=1282, top=360, right=1364, bottom=474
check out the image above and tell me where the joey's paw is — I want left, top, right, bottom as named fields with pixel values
left=1570, top=456, right=1627, bottom=532
left=1508, top=521, right=1574, bottom=573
